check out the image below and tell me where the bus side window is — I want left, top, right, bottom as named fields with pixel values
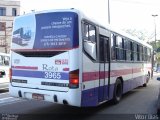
left=89, top=25, right=96, bottom=43
left=133, top=43, right=137, bottom=61
left=83, top=22, right=97, bottom=60
left=116, top=36, right=124, bottom=60
left=111, top=33, right=116, bottom=60
left=83, top=23, right=89, bottom=40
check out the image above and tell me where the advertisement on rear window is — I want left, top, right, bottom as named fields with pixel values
left=12, top=12, right=79, bottom=50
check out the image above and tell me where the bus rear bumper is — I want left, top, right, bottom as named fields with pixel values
left=9, top=84, right=81, bottom=107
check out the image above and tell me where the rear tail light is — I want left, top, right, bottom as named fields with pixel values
left=69, top=69, right=79, bottom=88
left=9, top=68, right=12, bottom=82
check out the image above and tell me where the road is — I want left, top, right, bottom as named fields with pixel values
left=0, top=73, right=159, bottom=120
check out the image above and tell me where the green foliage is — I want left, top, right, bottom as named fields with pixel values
left=150, top=41, right=160, bottom=65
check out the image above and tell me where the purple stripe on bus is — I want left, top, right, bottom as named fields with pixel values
left=12, top=70, right=69, bottom=80
left=81, top=75, right=147, bottom=107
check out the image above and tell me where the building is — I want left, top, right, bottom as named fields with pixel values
left=0, top=0, right=20, bottom=53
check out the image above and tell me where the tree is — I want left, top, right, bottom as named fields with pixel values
left=123, top=28, right=149, bottom=42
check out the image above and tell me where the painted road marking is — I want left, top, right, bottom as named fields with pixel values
left=0, top=92, right=9, bottom=96
left=0, top=97, right=25, bottom=106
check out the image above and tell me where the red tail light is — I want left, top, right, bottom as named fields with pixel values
left=69, top=69, right=79, bottom=88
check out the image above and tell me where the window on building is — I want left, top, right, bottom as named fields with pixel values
left=0, top=22, right=6, bottom=31
left=0, top=7, right=6, bottom=16
left=12, top=8, right=17, bottom=16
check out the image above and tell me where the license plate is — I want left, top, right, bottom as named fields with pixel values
left=32, top=93, right=44, bottom=100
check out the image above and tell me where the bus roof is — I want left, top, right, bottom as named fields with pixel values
left=15, top=8, right=152, bottom=50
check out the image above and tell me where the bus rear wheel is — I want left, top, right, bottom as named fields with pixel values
left=143, top=72, right=150, bottom=87
left=112, top=78, right=123, bottom=104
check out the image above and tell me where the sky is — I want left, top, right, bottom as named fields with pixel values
left=15, top=0, right=160, bottom=41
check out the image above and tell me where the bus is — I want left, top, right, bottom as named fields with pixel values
left=0, top=52, right=10, bottom=90
left=12, top=27, right=31, bottom=46
left=9, top=9, right=153, bottom=107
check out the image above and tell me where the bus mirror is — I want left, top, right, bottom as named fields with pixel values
left=84, top=41, right=96, bottom=60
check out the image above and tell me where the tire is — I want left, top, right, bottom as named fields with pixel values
left=112, top=78, right=123, bottom=104
left=143, top=83, right=147, bottom=87
left=143, top=73, right=150, bottom=87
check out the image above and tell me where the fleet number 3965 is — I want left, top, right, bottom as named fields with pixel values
left=44, top=72, right=61, bottom=79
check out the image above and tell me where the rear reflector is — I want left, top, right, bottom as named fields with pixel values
left=63, top=68, right=70, bottom=71
left=69, top=69, right=79, bottom=88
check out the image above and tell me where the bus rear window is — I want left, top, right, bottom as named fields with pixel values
left=17, top=51, right=65, bottom=57
left=12, top=12, right=79, bottom=50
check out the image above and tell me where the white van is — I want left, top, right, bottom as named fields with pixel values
left=0, top=53, right=10, bottom=90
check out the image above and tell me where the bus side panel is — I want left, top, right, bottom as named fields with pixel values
left=110, top=62, right=147, bottom=96
left=131, top=63, right=145, bottom=90
left=81, top=54, right=99, bottom=107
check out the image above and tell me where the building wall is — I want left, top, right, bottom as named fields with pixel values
left=0, top=0, right=20, bottom=53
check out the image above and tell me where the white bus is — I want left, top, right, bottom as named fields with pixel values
left=10, top=9, right=152, bottom=107
left=0, top=52, right=10, bottom=90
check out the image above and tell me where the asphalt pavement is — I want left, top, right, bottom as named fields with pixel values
left=0, top=73, right=160, bottom=120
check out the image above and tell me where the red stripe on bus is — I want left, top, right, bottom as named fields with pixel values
left=83, top=72, right=99, bottom=81
left=12, top=66, right=38, bottom=70
left=83, top=68, right=143, bottom=82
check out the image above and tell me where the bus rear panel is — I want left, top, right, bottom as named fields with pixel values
left=10, top=10, right=82, bottom=106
